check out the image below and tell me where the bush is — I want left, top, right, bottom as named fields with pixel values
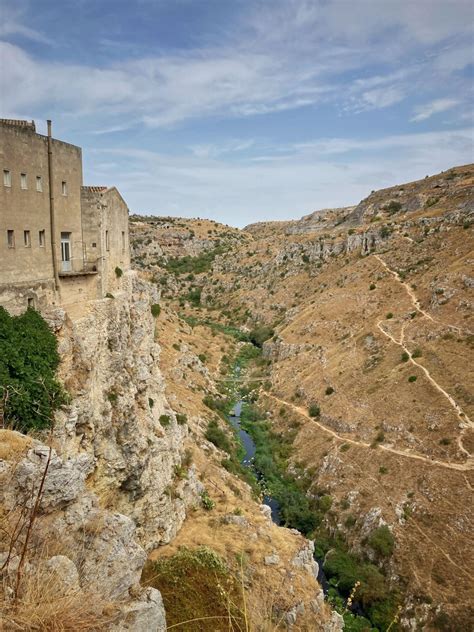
left=105, top=292, right=115, bottom=299
left=200, top=490, right=215, bottom=510
left=368, top=526, right=395, bottom=557
left=412, top=347, right=422, bottom=358
left=308, top=403, right=320, bottom=417
left=159, top=414, right=171, bottom=427
left=369, top=283, right=376, bottom=290
left=386, top=312, right=393, bottom=319
left=401, top=352, right=409, bottom=362
left=205, top=419, right=232, bottom=453
left=0, top=307, right=67, bottom=432
left=325, top=386, right=334, bottom=396
left=148, top=397, right=154, bottom=408
left=151, top=303, right=161, bottom=317
left=114, top=266, right=123, bottom=278
left=176, top=413, right=187, bottom=425
left=408, top=375, right=417, bottom=383
left=198, top=353, right=207, bottom=363
left=439, top=437, right=451, bottom=446
left=248, top=324, right=274, bottom=348
left=386, top=200, right=402, bottom=214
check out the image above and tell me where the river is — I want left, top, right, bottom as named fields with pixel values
left=227, top=399, right=330, bottom=594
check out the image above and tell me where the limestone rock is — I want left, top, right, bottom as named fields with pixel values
left=112, top=587, right=166, bottom=632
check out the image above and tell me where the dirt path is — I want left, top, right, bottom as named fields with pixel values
left=263, top=393, right=473, bottom=472
left=372, top=253, right=473, bottom=457
left=373, top=254, right=433, bottom=321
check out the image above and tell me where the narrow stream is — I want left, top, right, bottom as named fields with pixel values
left=227, top=399, right=329, bottom=594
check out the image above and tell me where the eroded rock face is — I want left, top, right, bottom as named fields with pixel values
left=0, top=431, right=166, bottom=630
left=55, top=272, right=201, bottom=550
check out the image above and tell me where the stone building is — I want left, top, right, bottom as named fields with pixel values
left=0, top=119, right=130, bottom=314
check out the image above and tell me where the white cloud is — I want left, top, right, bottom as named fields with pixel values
left=87, top=128, right=474, bottom=226
left=411, top=98, right=461, bottom=122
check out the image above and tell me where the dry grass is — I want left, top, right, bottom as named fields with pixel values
left=1, top=564, right=116, bottom=631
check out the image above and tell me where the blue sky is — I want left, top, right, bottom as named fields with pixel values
left=1, top=0, right=473, bottom=226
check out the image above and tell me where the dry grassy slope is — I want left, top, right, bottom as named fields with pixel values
left=149, top=308, right=336, bottom=630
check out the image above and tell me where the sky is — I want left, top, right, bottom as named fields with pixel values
left=1, top=0, right=473, bottom=227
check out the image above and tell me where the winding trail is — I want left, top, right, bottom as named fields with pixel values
left=373, top=253, right=473, bottom=458
left=373, top=254, right=433, bottom=321
left=263, top=393, right=473, bottom=472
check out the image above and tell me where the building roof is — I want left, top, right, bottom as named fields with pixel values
left=81, top=186, right=108, bottom=193
left=0, top=118, right=36, bottom=131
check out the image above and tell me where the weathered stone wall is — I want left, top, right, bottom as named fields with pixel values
left=0, top=120, right=84, bottom=283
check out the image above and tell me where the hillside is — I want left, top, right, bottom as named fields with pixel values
left=130, top=165, right=474, bottom=631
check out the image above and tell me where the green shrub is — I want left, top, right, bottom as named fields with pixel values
left=248, top=325, right=274, bottom=348
left=308, top=403, right=320, bottom=417
left=151, top=303, right=161, bottom=317
left=340, top=443, right=351, bottom=452
left=368, top=526, right=395, bottom=557
left=412, top=347, right=422, bottom=358
left=344, top=515, right=357, bottom=528
left=401, top=352, right=409, bottom=362
left=114, top=266, right=123, bottom=278
left=200, top=490, right=215, bottom=510
left=408, top=375, right=417, bottom=383
left=0, top=307, right=67, bottom=432
left=386, top=200, right=402, bottom=214
left=439, top=437, right=451, bottom=446
left=198, top=353, right=207, bottom=363
left=369, top=283, right=376, bottom=290
left=386, top=312, right=393, bottom=319
left=105, top=293, right=115, bottom=299
left=148, top=397, right=154, bottom=408
left=159, top=414, right=171, bottom=427
left=176, top=413, right=188, bottom=425
left=205, top=419, right=232, bottom=453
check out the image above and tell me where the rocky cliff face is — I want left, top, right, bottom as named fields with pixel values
left=53, top=272, right=201, bottom=551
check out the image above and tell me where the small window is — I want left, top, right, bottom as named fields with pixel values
left=3, top=170, right=11, bottom=187
left=24, top=230, right=31, bottom=247
left=91, top=242, right=97, bottom=248
left=7, top=230, right=15, bottom=248
left=39, top=230, right=45, bottom=247
left=20, top=173, right=27, bottom=189
left=27, top=297, right=34, bottom=309
left=36, top=176, right=43, bottom=192
left=61, top=181, right=67, bottom=195
left=121, top=231, right=125, bottom=252
left=105, top=230, right=110, bottom=252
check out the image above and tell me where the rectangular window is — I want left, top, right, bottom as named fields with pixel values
left=39, top=230, right=45, bottom=247
left=27, top=297, right=34, bottom=309
left=60, top=232, right=72, bottom=272
left=36, top=176, right=43, bottom=192
left=61, top=181, right=67, bottom=196
left=92, top=242, right=97, bottom=248
left=20, top=173, right=27, bottom=189
left=121, top=231, right=125, bottom=252
left=105, top=230, right=110, bottom=252
left=3, top=170, right=11, bottom=187
left=7, top=230, right=15, bottom=248
left=24, top=230, right=31, bottom=247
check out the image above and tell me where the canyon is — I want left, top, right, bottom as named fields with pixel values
left=1, top=165, right=473, bottom=631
